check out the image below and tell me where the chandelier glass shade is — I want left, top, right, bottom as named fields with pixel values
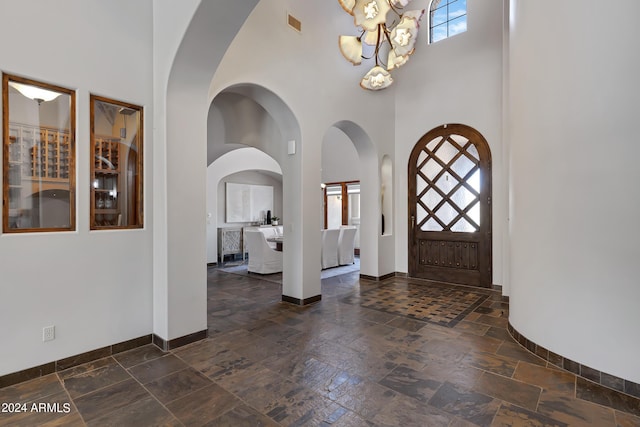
left=338, top=0, right=424, bottom=90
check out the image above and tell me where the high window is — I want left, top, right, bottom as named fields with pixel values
left=3, top=74, right=76, bottom=232
left=90, top=95, right=143, bottom=229
left=429, top=0, right=467, bottom=44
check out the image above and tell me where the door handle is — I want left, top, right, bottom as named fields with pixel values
left=411, top=215, right=415, bottom=229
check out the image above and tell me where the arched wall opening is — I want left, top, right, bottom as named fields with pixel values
left=156, top=1, right=260, bottom=344
left=324, top=121, right=388, bottom=278
left=206, top=148, right=282, bottom=264
left=207, top=83, right=303, bottom=300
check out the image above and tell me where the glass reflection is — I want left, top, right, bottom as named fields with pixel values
left=3, top=74, right=75, bottom=232
left=90, top=96, right=143, bottom=229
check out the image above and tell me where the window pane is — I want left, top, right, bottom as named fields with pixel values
left=91, top=96, right=143, bottom=229
left=3, top=74, right=75, bottom=232
left=431, top=6, right=448, bottom=27
left=431, top=23, right=448, bottom=43
left=448, top=0, right=467, bottom=20
left=448, top=15, right=467, bottom=37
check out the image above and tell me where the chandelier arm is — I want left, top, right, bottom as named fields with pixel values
left=374, top=23, right=383, bottom=66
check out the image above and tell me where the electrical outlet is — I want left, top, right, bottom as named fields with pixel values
left=43, top=325, right=55, bottom=342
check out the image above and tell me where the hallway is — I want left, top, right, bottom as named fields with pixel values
left=1, top=269, right=639, bottom=426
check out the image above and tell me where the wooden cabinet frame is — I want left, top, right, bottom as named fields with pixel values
left=90, top=94, right=143, bottom=230
left=2, top=73, right=76, bottom=233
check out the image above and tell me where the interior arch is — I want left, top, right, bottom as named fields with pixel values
left=323, top=120, right=383, bottom=278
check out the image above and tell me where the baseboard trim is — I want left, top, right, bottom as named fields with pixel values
left=508, top=322, right=640, bottom=402
left=359, top=271, right=401, bottom=281
left=153, top=329, right=208, bottom=351
left=282, top=294, right=322, bottom=306
left=0, top=334, right=152, bottom=389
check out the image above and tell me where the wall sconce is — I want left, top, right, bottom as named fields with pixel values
left=338, top=0, right=424, bottom=91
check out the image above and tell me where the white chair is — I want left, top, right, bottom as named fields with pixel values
left=258, top=226, right=277, bottom=249
left=245, top=230, right=283, bottom=274
left=338, top=226, right=357, bottom=265
left=321, top=228, right=340, bottom=269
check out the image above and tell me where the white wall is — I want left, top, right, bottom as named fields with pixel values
left=508, top=0, right=640, bottom=383
left=0, top=0, right=154, bottom=375
left=394, top=0, right=505, bottom=287
left=322, top=127, right=360, bottom=183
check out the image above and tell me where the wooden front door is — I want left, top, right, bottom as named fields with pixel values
left=408, top=124, right=492, bottom=287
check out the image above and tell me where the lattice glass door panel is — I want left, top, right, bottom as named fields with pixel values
left=415, top=134, right=481, bottom=233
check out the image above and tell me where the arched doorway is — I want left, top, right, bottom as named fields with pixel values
left=408, top=124, right=492, bottom=287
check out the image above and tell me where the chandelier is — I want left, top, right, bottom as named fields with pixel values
left=338, top=0, right=424, bottom=90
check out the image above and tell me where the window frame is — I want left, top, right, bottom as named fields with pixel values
left=428, top=0, right=468, bottom=44
left=2, top=73, right=76, bottom=233
left=89, top=94, right=144, bottom=230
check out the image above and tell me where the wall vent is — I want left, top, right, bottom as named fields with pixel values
left=287, top=13, right=301, bottom=33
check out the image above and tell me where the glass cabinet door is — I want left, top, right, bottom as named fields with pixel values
left=90, top=95, right=143, bottom=229
left=3, top=73, right=76, bottom=232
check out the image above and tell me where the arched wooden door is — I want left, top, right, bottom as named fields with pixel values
left=408, top=124, right=492, bottom=287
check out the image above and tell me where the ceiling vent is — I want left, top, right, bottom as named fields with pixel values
left=287, top=13, right=301, bottom=33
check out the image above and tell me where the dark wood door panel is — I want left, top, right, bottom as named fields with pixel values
left=408, top=124, right=492, bottom=288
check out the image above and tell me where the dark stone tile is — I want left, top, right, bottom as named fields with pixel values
left=73, top=378, right=150, bottom=422
left=0, top=374, right=64, bottom=403
left=57, top=357, right=116, bottom=380
left=562, top=358, right=580, bottom=375
left=86, top=395, right=179, bottom=426
left=615, top=410, right=640, bottom=427
left=145, top=367, right=212, bottom=404
left=247, top=319, right=302, bottom=341
left=580, top=365, right=601, bottom=383
left=428, top=382, right=500, bottom=427
left=484, top=326, right=512, bottom=342
left=513, top=361, right=576, bottom=394
left=535, top=344, right=549, bottom=360
left=0, top=391, right=76, bottom=427
left=112, top=344, right=166, bottom=369
left=473, top=371, right=541, bottom=411
left=166, top=383, right=241, bottom=425
left=378, top=365, right=441, bottom=403
left=602, top=373, right=625, bottom=392
left=127, top=354, right=187, bottom=384
left=56, top=346, right=112, bottom=371
left=266, top=386, right=337, bottom=426
left=0, top=363, right=56, bottom=389
left=491, top=403, right=568, bottom=427
left=625, top=380, right=640, bottom=399
left=38, top=412, right=85, bottom=426
left=329, top=374, right=397, bottom=419
left=538, top=389, right=618, bottom=426
left=421, top=358, right=484, bottom=390
left=496, top=341, right=546, bottom=367
left=576, top=377, right=640, bottom=417
left=203, top=403, right=280, bottom=427
left=372, top=393, right=453, bottom=427
left=548, top=351, right=563, bottom=368
left=386, top=316, right=427, bottom=332
left=63, top=361, right=131, bottom=398
left=461, top=351, right=518, bottom=377
left=454, top=320, right=490, bottom=336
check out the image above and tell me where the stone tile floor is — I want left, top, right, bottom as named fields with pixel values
left=1, top=268, right=639, bottom=426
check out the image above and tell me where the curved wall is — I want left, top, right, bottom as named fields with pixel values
left=508, top=0, right=640, bottom=382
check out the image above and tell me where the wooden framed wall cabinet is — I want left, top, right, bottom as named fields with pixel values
left=2, top=73, right=76, bottom=232
left=90, top=95, right=143, bottom=229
